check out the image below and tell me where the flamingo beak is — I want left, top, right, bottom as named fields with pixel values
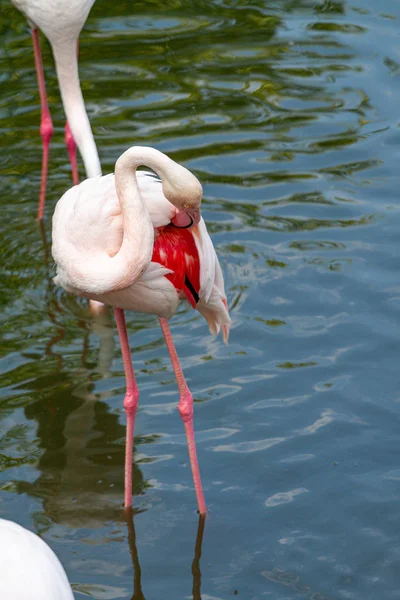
left=188, top=209, right=201, bottom=225
left=171, top=208, right=201, bottom=228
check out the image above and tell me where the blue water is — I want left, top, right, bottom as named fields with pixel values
left=1, top=0, right=400, bottom=598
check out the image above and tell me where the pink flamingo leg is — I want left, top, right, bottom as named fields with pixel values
left=64, top=122, right=79, bottom=185
left=114, top=308, right=140, bottom=508
left=31, top=29, right=53, bottom=220
left=159, top=317, right=206, bottom=514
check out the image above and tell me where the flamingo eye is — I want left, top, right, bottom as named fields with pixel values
left=183, top=203, right=190, bottom=209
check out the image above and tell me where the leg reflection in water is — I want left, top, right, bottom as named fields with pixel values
left=192, top=513, right=206, bottom=600
left=124, top=508, right=207, bottom=600
left=125, top=508, right=145, bottom=600
left=20, top=223, right=134, bottom=527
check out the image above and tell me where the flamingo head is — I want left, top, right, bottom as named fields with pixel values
left=162, top=162, right=203, bottom=228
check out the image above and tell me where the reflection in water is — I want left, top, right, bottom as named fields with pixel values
left=125, top=508, right=144, bottom=600
left=17, top=223, right=144, bottom=527
left=191, top=514, right=206, bottom=600
left=17, top=303, right=145, bottom=527
left=262, top=568, right=334, bottom=600
left=18, top=385, right=146, bottom=527
left=125, top=508, right=206, bottom=600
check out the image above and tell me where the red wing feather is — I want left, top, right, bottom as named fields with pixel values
left=152, top=226, right=200, bottom=308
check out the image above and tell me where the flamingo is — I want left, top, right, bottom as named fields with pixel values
left=52, top=146, right=231, bottom=514
left=11, top=0, right=101, bottom=219
left=0, top=519, right=74, bottom=599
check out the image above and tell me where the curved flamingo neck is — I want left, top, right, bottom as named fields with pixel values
left=115, top=146, right=202, bottom=211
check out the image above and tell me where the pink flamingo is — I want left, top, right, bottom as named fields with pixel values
left=52, top=146, right=231, bottom=514
left=11, top=0, right=101, bottom=219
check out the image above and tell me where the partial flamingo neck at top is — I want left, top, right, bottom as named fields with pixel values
left=51, top=38, right=101, bottom=179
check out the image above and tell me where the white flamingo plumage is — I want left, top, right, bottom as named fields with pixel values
left=0, top=519, right=74, bottom=599
left=52, top=146, right=231, bottom=513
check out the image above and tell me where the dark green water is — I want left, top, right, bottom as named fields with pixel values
left=1, top=0, right=400, bottom=597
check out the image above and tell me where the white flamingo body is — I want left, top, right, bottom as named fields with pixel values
left=52, top=166, right=230, bottom=339
left=0, top=519, right=74, bottom=599
left=12, top=0, right=95, bottom=40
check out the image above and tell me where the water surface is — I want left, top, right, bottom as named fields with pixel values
left=1, top=0, right=400, bottom=598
